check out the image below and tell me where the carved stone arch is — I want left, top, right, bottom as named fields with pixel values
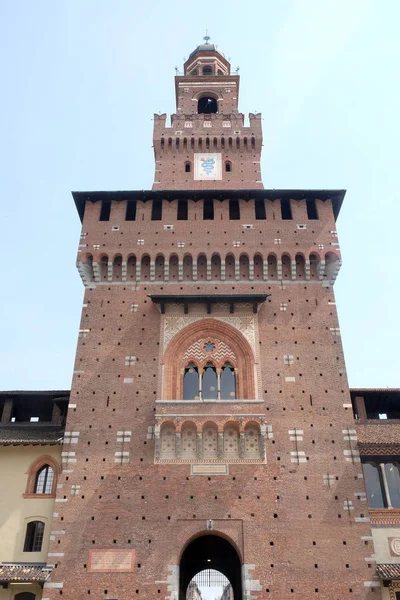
left=163, top=319, right=255, bottom=400
left=181, top=421, right=197, bottom=457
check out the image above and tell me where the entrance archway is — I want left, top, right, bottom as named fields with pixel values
left=179, top=534, right=242, bottom=600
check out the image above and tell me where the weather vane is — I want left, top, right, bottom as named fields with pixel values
left=204, top=26, right=210, bottom=44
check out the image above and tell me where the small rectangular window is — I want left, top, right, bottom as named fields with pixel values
left=99, top=201, right=111, bottom=221
left=151, top=199, right=162, bottom=221
left=203, top=198, right=214, bottom=220
left=24, top=521, right=45, bottom=552
left=281, top=199, right=292, bottom=220
left=177, top=200, right=188, bottom=220
left=229, top=199, right=240, bottom=220
left=255, top=199, right=266, bottom=220
left=306, top=199, right=319, bottom=220
left=125, top=201, right=136, bottom=221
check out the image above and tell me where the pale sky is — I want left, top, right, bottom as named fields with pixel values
left=1, top=0, right=399, bottom=390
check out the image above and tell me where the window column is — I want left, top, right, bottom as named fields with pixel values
left=380, top=463, right=393, bottom=508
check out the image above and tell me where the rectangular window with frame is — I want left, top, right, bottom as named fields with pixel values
left=362, top=458, right=400, bottom=509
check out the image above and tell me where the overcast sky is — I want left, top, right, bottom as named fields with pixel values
left=1, top=0, right=399, bottom=392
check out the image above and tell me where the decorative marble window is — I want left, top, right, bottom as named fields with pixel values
left=203, top=425, right=218, bottom=457
left=182, top=425, right=197, bottom=457
left=245, top=426, right=260, bottom=457
left=160, top=425, right=176, bottom=457
left=223, top=427, right=239, bottom=455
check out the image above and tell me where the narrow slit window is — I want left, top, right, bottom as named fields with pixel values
left=185, top=162, right=191, bottom=173
left=151, top=199, right=162, bottom=221
left=229, top=199, right=240, bottom=220
left=225, top=161, right=231, bottom=173
left=281, top=199, right=292, bottom=220
left=99, top=201, right=111, bottom=221
left=203, top=198, right=214, bottom=220
left=255, top=199, right=266, bottom=220
left=306, top=199, right=319, bottom=220
left=125, top=201, right=136, bottom=221
left=177, top=200, right=188, bottom=220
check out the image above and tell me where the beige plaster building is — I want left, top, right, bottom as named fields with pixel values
left=0, top=392, right=68, bottom=600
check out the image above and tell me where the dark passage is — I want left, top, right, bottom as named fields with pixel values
left=180, top=534, right=242, bottom=600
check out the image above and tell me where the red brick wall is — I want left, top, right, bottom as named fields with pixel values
left=44, top=192, right=377, bottom=600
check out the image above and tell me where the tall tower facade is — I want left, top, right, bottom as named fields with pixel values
left=43, top=40, right=377, bottom=600
left=153, top=41, right=263, bottom=190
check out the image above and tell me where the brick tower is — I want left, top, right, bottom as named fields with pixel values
left=44, top=39, right=377, bottom=600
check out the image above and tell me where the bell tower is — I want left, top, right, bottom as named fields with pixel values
left=153, top=37, right=263, bottom=190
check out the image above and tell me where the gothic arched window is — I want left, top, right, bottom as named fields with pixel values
left=220, top=363, right=236, bottom=399
left=202, top=362, right=218, bottom=400
left=35, top=465, right=54, bottom=494
left=183, top=363, right=199, bottom=400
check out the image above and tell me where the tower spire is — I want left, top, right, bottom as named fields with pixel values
left=203, top=27, right=210, bottom=45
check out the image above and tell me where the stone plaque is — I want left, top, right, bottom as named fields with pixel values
left=88, top=549, right=135, bottom=572
left=191, top=463, right=229, bottom=475
left=194, top=153, right=222, bottom=180
left=389, top=537, right=400, bottom=557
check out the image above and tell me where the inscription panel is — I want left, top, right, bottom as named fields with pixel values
left=88, top=549, right=135, bottom=573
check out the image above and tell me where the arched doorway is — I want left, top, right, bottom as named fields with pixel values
left=179, top=534, right=242, bottom=600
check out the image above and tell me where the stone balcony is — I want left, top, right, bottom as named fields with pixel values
left=154, top=399, right=271, bottom=466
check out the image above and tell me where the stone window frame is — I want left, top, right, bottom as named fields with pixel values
left=24, top=455, right=60, bottom=499
left=163, top=319, right=256, bottom=400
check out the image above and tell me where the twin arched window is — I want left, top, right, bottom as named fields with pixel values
left=183, top=362, right=236, bottom=400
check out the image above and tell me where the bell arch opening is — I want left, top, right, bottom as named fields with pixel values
left=179, top=534, right=242, bottom=600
